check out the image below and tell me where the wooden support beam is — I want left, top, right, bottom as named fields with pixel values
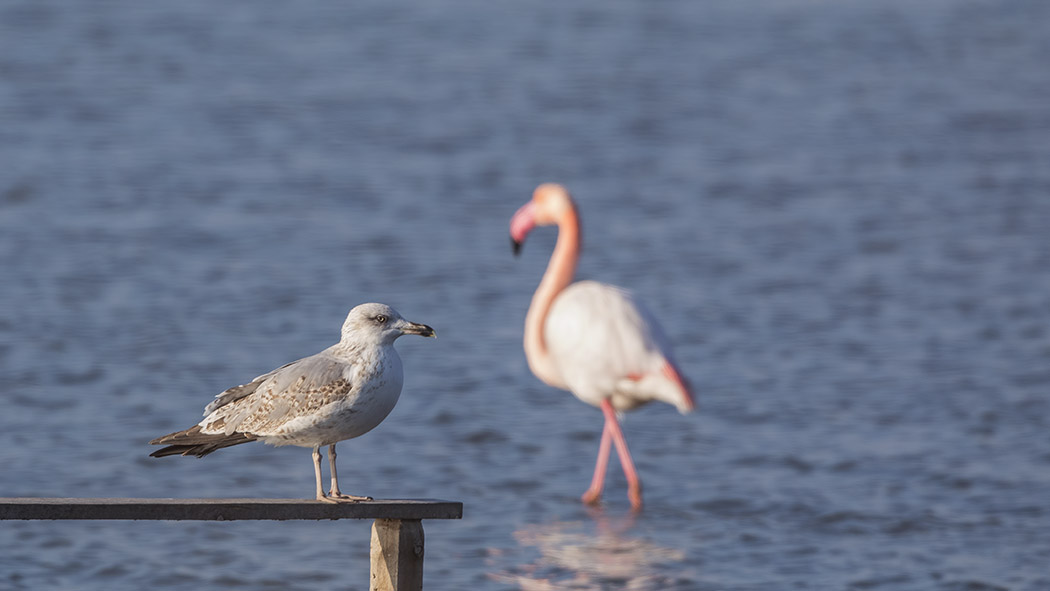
left=370, top=519, right=425, bottom=591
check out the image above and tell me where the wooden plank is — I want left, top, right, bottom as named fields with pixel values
left=370, top=519, right=424, bottom=591
left=0, top=498, right=462, bottom=521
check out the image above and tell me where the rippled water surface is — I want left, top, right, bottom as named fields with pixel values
left=2, top=1, right=1049, bottom=589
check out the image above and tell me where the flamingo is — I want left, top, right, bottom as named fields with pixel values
left=510, top=183, right=695, bottom=511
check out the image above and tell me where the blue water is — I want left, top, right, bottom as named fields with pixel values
left=2, top=0, right=1050, bottom=589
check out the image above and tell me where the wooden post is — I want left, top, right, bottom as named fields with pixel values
left=370, top=518, right=424, bottom=591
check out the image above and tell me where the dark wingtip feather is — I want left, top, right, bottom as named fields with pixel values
left=149, top=425, right=257, bottom=458
left=148, top=445, right=195, bottom=458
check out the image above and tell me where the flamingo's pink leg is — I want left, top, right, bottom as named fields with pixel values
left=581, top=417, right=613, bottom=505
left=599, top=398, right=643, bottom=511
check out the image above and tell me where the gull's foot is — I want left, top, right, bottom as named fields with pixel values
left=329, top=491, right=373, bottom=502
left=581, top=488, right=602, bottom=506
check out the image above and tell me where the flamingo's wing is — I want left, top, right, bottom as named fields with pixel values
left=545, top=280, right=694, bottom=412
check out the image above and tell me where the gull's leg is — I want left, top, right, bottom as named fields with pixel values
left=329, top=443, right=339, bottom=495
left=600, top=399, right=643, bottom=511
left=313, top=446, right=336, bottom=503
left=327, top=443, right=372, bottom=502
left=581, top=415, right=613, bottom=506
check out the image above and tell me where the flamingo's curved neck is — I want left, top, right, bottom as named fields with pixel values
left=524, top=205, right=580, bottom=389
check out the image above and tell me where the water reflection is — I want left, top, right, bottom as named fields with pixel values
left=491, top=510, right=686, bottom=590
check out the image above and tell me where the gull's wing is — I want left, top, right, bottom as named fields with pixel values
left=203, top=360, right=297, bottom=415
left=199, top=352, right=355, bottom=437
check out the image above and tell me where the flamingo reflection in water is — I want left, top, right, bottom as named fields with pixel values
left=488, top=512, right=688, bottom=589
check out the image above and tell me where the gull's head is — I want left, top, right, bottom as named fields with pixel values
left=510, top=183, right=576, bottom=256
left=341, top=303, right=436, bottom=346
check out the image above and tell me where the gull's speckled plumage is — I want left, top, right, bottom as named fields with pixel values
left=150, top=303, right=435, bottom=502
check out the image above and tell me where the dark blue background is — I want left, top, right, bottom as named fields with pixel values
left=2, top=1, right=1048, bottom=589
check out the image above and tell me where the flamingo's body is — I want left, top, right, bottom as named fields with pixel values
left=510, top=183, right=694, bottom=511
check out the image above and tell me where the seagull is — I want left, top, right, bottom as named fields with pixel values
left=150, top=303, right=435, bottom=503
left=510, top=184, right=695, bottom=511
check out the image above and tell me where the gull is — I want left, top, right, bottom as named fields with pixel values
left=150, top=303, right=435, bottom=502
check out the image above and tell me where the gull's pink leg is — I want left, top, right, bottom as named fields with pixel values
left=600, top=399, right=643, bottom=511
left=313, top=446, right=336, bottom=503
left=328, top=443, right=372, bottom=502
left=581, top=417, right=613, bottom=505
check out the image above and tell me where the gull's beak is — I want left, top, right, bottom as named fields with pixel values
left=400, top=321, right=436, bottom=338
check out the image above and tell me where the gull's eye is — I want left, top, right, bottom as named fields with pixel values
left=374, top=315, right=388, bottom=324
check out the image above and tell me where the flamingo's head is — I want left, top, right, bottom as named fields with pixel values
left=510, top=183, right=576, bottom=255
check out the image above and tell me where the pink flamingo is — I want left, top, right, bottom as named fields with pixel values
left=510, top=183, right=695, bottom=511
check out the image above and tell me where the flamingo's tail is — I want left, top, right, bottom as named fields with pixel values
left=616, top=361, right=695, bottom=414
left=662, top=361, right=695, bottom=413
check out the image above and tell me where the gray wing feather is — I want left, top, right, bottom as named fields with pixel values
left=203, top=361, right=296, bottom=416
left=203, top=353, right=353, bottom=436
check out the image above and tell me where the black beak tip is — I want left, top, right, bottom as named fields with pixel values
left=511, top=237, right=522, bottom=256
left=404, top=323, right=436, bottom=338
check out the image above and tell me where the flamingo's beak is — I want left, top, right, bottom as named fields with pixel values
left=510, top=201, right=537, bottom=256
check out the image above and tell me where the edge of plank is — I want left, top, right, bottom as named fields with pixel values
left=0, top=498, right=464, bottom=521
